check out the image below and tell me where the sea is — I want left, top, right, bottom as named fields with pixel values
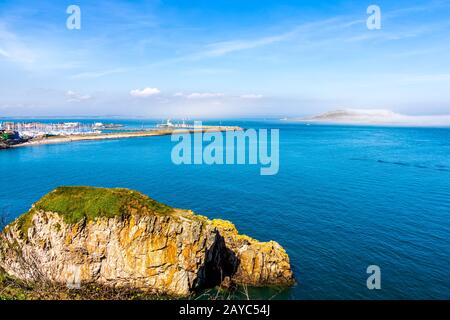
left=1, top=119, right=449, bottom=299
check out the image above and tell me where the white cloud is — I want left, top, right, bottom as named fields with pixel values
left=130, top=87, right=161, bottom=97
left=241, top=94, right=263, bottom=99
left=65, top=90, right=92, bottom=102
left=186, top=92, right=225, bottom=99
left=172, top=91, right=226, bottom=99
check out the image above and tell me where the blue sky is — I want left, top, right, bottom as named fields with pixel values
left=1, top=0, right=450, bottom=118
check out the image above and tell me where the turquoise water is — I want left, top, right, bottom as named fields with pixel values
left=1, top=120, right=449, bottom=299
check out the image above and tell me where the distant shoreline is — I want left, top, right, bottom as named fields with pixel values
left=287, top=119, right=450, bottom=128
left=9, top=126, right=242, bottom=149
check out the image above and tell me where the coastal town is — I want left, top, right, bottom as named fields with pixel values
left=0, top=120, right=242, bottom=149
left=0, top=121, right=121, bottom=149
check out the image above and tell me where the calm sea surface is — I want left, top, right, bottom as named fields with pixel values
left=1, top=119, right=449, bottom=299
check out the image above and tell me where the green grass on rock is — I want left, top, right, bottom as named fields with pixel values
left=14, top=186, right=174, bottom=238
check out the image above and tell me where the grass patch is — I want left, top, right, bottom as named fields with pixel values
left=34, top=186, right=174, bottom=224
left=12, top=186, right=174, bottom=239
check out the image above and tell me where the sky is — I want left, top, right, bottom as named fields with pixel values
left=1, top=0, right=450, bottom=118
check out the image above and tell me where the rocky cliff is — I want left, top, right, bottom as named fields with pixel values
left=0, top=187, right=294, bottom=297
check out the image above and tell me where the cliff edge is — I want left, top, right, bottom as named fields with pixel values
left=0, top=187, right=294, bottom=297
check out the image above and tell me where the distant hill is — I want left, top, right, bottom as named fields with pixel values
left=294, top=109, right=450, bottom=126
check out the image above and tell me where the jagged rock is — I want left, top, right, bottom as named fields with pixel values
left=0, top=186, right=294, bottom=297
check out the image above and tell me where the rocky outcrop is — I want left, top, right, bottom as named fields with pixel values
left=0, top=187, right=294, bottom=297
left=0, top=141, right=10, bottom=149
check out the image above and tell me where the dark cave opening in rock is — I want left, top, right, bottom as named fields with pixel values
left=193, top=231, right=239, bottom=292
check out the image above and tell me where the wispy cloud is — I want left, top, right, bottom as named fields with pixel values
left=173, top=92, right=225, bottom=99
left=65, top=90, right=92, bottom=102
left=0, top=23, right=35, bottom=65
left=174, top=92, right=263, bottom=100
left=130, top=87, right=161, bottom=97
left=385, top=1, right=450, bottom=19
left=1, top=1, right=450, bottom=117
left=240, top=94, right=264, bottom=99
left=70, top=68, right=128, bottom=79
left=202, top=34, right=292, bottom=57
left=399, top=73, right=450, bottom=83
left=182, top=67, right=235, bottom=75
left=68, top=5, right=448, bottom=80
left=0, top=48, right=10, bottom=58
left=186, top=92, right=225, bottom=99
left=185, top=4, right=450, bottom=61
left=195, top=18, right=342, bottom=58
